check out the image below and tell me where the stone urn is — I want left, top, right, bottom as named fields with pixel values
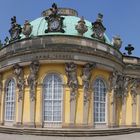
left=75, top=17, right=88, bottom=36
left=112, top=36, right=122, bottom=50
left=22, top=20, right=32, bottom=38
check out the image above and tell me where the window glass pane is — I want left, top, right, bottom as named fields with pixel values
left=5, top=79, right=15, bottom=121
left=93, top=79, right=106, bottom=123
left=43, top=74, right=63, bottom=123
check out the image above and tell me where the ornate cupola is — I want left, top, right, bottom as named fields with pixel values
left=42, top=4, right=78, bottom=17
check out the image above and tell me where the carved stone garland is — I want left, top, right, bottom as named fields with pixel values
left=65, top=62, right=78, bottom=102
left=27, top=60, right=39, bottom=101
left=81, top=63, right=96, bottom=104
left=13, top=64, right=25, bottom=101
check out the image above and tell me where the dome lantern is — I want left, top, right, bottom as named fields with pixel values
left=42, top=3, right=78, bottom=17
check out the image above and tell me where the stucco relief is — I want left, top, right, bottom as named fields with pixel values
left=27, top=60, right=39, bottom=101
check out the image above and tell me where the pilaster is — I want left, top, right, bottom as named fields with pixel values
left=65, top=62, right=78, bottom=126
left=121, top=96, right=127, bottom=126
left=110, top=90, right=116, bottom=127
left=13, top=64, right=25, bottom=126
left=130, top=78, right=139, bottom=126
left=109, top=70, right=118, bottom=127
left=131, top=93, right=137, bottom=126
left=27, top=60, right=40, bottom=127
left=82, top=63, right=95, bottom=126
left=0, top=74, right=3, bottom=125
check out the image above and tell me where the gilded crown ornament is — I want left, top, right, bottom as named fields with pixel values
left=75, top=16, right=88, bottom=36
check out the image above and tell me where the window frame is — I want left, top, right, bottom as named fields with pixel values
left=4, top=78, right=16, bottom=122
left=93, top=78, right=107, bottom=124
left=42, top=73, right=63, bottom=127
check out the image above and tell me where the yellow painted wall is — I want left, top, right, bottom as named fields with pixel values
left=0, top=63, right=138, bottom=128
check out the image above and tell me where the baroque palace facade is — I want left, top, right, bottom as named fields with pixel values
left=0, top=3, right=140, bottom=130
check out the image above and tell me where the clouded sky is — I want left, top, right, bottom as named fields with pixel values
left=0, top=0, right=140, bottom=56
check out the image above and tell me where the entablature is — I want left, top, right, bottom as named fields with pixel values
left=0, top=35, right=124, bottom=73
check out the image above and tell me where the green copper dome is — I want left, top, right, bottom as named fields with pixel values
left=20, top=15, right=111, bottom=44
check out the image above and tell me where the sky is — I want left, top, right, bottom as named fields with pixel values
left=0, top=0, right=140, bottom=57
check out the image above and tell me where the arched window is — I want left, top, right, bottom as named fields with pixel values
left=5, top=79, right=16, bottom=121
left=93, top=79, right=107, bottom=123
left=43, top=74, right=63, bottom=124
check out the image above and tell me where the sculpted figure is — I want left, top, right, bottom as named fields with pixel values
left=65, top=62, right=78, bottom=101
left=110, top=70, right=118, bottom=91
left=13, top=64, right=25, bottom=101
left=27, top=60, right=39, bottom=101
left=81, top=63, right=96, bottom=103
left=130, top=78, right=140, bottom=104
left=9, top=16, right=22, bottom=41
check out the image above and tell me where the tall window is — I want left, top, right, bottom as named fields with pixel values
left=5, top=79, right=16, bottom=121
left=43, top=74, right=63, bottom=124
left=93, top=79, right=107, bottom=123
